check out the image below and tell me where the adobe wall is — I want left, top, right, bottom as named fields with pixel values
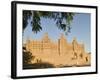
left=25, top=33, right=91, bottom=67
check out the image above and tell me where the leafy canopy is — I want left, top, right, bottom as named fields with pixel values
left=23, top=47, right=34, bottom=65
left=23, top=10, right=74, bottom=34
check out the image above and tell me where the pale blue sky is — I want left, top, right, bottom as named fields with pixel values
left=23, top=12, right=91, bottom=52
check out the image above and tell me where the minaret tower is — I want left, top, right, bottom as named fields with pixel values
left=42, top=32, right=50, bottom=43
left=59, top=33, right=67, bottom=55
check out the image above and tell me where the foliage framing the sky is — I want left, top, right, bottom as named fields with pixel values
left=23, top=10, right=75, bottom=34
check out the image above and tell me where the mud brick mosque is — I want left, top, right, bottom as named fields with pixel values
left=24, top=33, right=91, bottom=67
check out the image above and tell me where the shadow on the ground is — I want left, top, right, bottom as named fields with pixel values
left=23, top=62, right=55, bottom=69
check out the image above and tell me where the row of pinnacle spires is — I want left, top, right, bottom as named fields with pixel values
left=26, top=32, right=79, bottom=43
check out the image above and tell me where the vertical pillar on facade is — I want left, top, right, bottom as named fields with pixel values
left=58, top=39, right=60, bottom=56
left=42, top=41, right=43, bottom=53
